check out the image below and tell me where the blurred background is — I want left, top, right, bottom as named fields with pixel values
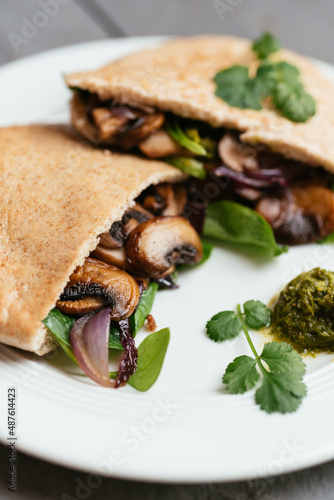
left=1, top=1, right=334, bottom=499
left=1, top=0, right=334, bottom=65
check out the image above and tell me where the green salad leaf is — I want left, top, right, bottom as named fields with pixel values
left=128, top=328, right=170, bottom=391
left=43, top=309, right=77, bottom=363
left=165, top=156, right=206, bottom=179
left=131, top=282, right=158, bottom=336
left=203, top=200, right=287, bottom=257
left=165, top=120, right=207, bottom=156
left=318, top=232, right=334, bottom=244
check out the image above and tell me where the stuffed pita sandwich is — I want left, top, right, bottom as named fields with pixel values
left=66, top=34, right=334, bottom=246
left=0, top=125, right=203, bottom=388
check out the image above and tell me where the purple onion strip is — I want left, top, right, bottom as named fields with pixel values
left=116, top=319, right=138, bottom=388
left=70, top=307, right=115, bottom=388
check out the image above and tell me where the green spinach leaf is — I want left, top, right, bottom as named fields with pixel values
left=128, top=328, right=170, bottom=391
left=203, top=201, right=287, bottom=257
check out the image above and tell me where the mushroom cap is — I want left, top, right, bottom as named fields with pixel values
left=60, top=258, right=140, bottom=321
left=125, top=216, right=203, bottom=277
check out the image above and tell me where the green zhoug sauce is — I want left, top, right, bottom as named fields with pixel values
left=271, top=267, right=334, bottom=353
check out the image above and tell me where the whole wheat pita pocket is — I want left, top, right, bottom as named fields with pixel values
left=66, top=35, right=334, bottom=171
left=0, top=124, right=186, bottom=355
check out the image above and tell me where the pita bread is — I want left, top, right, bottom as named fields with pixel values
left=66, top=35, right=334, bottom=172
left=0, top=125, right=185, bottom=355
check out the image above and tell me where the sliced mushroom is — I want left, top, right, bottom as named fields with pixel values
left=91, top=246, right=132, bottom=271
left=141, top=184, right=187, bottom=216
left=126, top=216, right=203, bottom=277
left=56, top=296, right=107, bottom=316
left=116, top=113, right=165, bottom=150
left=57, top=258, right=140, bottom=320
left=91, top=108, right=129, bottom=141
left=122, top=203, right=153, bottom=239
left=256, top=181, right=334, bottom=245
left=218, top=132, right=259, bottom=172
left=99, top=221, right=124, bottom=249
left=138, top=129, right=183, bottom=158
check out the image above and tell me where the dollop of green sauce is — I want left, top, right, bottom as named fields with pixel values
left=271, top=267, right=334, bottom=352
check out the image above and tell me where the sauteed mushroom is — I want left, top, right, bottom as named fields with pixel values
left=91, top=108, right=129, bottom=142
left=218, top=132, right=259, bottom=172
left=91, top=246, right=132, bottom=271
left=256, top=181, right=334, bottom=245
left=116, top=113, right=165, bottom=149
left=126, top=216, right=203, bottom=276
left=57, top=258, right=140, bottom=320
left=138, top=130, right=182, bottom=158
left=141, top=184, right=187, bottom=216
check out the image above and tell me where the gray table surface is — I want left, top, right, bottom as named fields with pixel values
left=1, top=1, right=334, bottom=498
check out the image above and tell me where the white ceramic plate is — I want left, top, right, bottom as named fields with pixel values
left=1, top=37, right=334, bottom=483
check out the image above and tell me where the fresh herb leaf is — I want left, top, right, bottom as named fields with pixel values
left=43, top=309, right=77, bottom=363
left=259, top=341, right=306, bottom=377
left=165, top=156, right=206, bottom=179
left=223, top=355, right=260, bottom=394
left=203, top=200, right=287, bottom=258
left=255, top=371, right=306, bottom=413
left=131, top=282, right=158, bottom=335
left=128, top=328, right=170, bottom=391
left=210, top=302, right=307, bottom=413
left=272, top=80, right=316, bottom=123
left=243, top=300, right=271, bottom=329
left=214, top=33, right=316, bottom=123
left=165, top=120, right=207, bottom=156
left=252, top=32, right=281, bottom=60
left=206, top=311, right=242, bottom=342
left=214, top=65, right=262, bottom=110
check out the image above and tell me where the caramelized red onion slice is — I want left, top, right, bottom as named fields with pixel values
left=153, top=274, right=179, bottom=290
left=213, top=165, right=288, bottom=189
left=116, top=319, right=138, bottom=387
left=70, top=307, right=116, bottom=388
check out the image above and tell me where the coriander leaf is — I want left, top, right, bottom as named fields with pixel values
left=203, top=201, right=287, bottom=258
left=214, top=65, right=262, bottom=110
left=43, top=309, right=77, bottom=363
left=165, top=156, right=206, bottom=179
left=260, top=341, right=306, bottom=377
left=128, top=328, right=170, bottom=391
left=223, top=355, right=260, bottom=394
left=130, top=282, right=158, bottom=336
left=272, top=80, right=316, bottom=123
left=252, top=32, right=281, bottom=60
left=165, top=120, right=207, bottom=156
left=243, top=300, right=271, bottom=329
left=318, top=231, right=334, bottom=244
left=255, top=372, right=306, bottom=413
left=206, top=311, right=242, bottom=342
left=253, top=62, right=278, bottom=97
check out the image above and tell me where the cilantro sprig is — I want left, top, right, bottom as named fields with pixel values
left=206, top=300, right=307, bottom=413
left=214, top=32, right=316, bottom=123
